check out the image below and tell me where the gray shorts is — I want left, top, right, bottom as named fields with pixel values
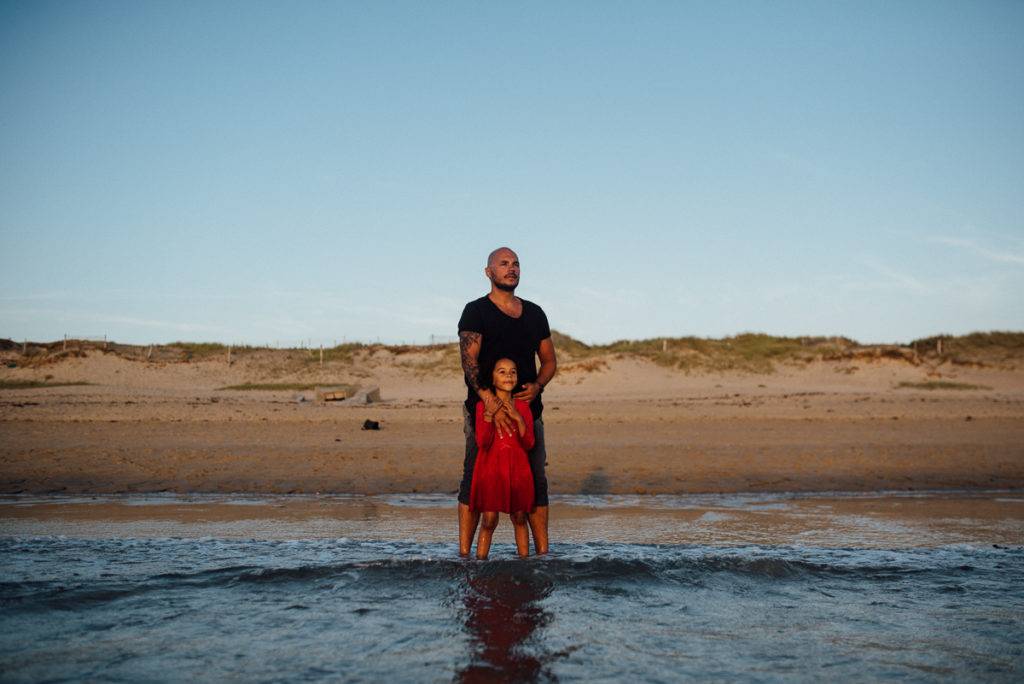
left=457, top=405, right=548, bottom=507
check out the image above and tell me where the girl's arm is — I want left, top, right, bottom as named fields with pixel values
left=517, top=402, right=535, bottom=452
left=475, top=401, right=495, bottom=450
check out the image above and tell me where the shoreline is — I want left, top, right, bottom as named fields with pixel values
left=3, top=491, right=1022, bottom=548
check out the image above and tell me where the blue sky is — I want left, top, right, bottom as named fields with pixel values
left=2, top=1, right=1022, bottom=346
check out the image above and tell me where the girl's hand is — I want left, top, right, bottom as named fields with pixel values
left=502, top=398, right=519, bottom=418
left=505, top=401, right=527, bottom=434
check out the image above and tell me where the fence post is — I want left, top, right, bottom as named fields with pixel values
left=320, top=345, right=324, bottom=367
left=22, top=339, right=27, bottom=355
left=227, top=344, right=232, bottom=365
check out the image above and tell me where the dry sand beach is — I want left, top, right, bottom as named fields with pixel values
left=1, top=333, right=1022, bottom=496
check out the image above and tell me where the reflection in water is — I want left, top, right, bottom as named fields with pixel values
left=457, top=564, right=555, bottom=683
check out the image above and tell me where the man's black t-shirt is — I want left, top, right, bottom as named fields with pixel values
left=458, top=295, right=551, bottom=419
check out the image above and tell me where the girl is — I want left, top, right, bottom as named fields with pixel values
left=470, top=357, right=535, bottom=559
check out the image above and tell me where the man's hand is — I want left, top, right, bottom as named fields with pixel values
left=492, top=406, right=517, bottom=439
left=481, top=391, right=516, bottom=438
left=481, top=391, right=503, bottom=418
left=513, top=382, right=542, bottom=405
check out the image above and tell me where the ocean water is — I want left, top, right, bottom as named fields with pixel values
left=1, top=537, right=1022, bottom=682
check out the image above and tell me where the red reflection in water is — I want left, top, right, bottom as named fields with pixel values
left=457, top=570, right=554, bottom=683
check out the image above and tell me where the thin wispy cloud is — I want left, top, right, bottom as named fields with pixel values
left=931, top=237, right=1024, bottom=266
left=859, top=260, right=933, bottom=295
left=0, top=307, right=227, bottom=334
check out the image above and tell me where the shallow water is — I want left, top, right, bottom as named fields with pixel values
left=3, top=491, right=1023, bottom=547
left=2, top=535, right=1023, bottom=682
left=2, top=493, right=1024, bottom=679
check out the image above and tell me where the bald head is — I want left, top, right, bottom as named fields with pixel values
left=487, top=246, right=518, bottom=267
left=484, top=247, right=520, bottom=292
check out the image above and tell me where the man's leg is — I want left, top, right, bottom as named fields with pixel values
left=527, top=418, right=549, bottom=554
left=457, top=406, right=480, bottom=556
left=459, top=502, right=480, bottom=557
left=527, top=506, right=548, bottom=555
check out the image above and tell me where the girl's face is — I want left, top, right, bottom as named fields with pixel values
left=492, top=359, right=518, bottom=392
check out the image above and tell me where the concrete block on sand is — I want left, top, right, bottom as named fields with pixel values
left=342, top=386, right=381, bottom=405
left=316, top=386, right=350, bottom=402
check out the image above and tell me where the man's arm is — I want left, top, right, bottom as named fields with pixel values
left=536, top=337, right=557, bottom=388
left=513, top=336, right=557, bottom=404
left=459, top=331, right=486, bottom=397
left=459, top=330, right=516, bottom=436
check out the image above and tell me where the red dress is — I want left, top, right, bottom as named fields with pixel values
left=469, top=400, right=535, bottom=514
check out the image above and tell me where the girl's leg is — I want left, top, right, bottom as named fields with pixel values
left=510, top=512, right=530, bottom=558
left=476, top=512, right=499, bottom=560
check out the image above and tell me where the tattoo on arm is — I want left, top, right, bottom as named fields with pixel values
left=459, top=331, right=482, bottom=393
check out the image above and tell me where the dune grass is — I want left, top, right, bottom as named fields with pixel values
left=553, top=330, right=1024, bottom=373
left=549, top=330, right=594, bottom=357
left=218, top=382, right=321, bottom=391
left=297, top=343, right=367, bottom=365
left=554, top=330, right=852, bottom=373
left=910, top=332, right=1024, bottom=363
left=170, top=342, right=230, bottom=359
left=6, top=331, right=1023, bottom=377
left=895, top=380, right=991, bottom=391
left=0, top=379, right=92, bottom=390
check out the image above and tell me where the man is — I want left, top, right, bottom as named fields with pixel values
left=457, top=246, right=557, bottom=556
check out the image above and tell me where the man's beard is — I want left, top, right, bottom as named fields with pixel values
left=494, top=280, right=517, bottom=292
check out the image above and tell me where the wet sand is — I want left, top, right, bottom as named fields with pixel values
left=2, top=392, right=1023, bottom=495
left=3, top=492, right=1022, bottom=548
